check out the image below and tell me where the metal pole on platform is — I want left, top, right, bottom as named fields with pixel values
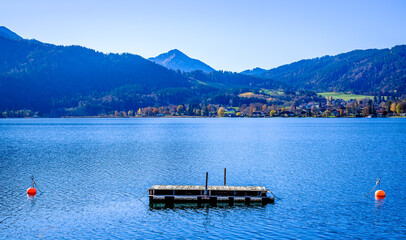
left=205, top=172, right=208, bottom=196
left=224, top=168, right=226, bottom=186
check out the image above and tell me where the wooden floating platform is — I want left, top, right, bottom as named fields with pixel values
left=148, top=185, right=275, bottom=206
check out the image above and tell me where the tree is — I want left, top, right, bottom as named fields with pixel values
left=390, top=102, right=397, bottom=113
left=311, top=106, right=316, bottom=114
left=186, top=106, right=194, bottom=116
left=218, top=107, right=225, bottom=117
left=322, top=109, right=332, bottom=117
left=201, top=107, right=207, bottom=116
left=207, top=104, right=212, bottom=112
left=249, top=104, right=256, bottom=115
left=386, top=101, right=392, bottom=112
left=362, top=106, right=370, bottom=116
left=145, top=107, right=152, bottom=116
left=195, top=109, right=201, bottom=116
left=262, top=104, right=267, bottom=112
left=401, top=100, right=406, bottom=113
left=177, top=105, right=184, bottom=114
left=396, top=103, right=402, bottom=113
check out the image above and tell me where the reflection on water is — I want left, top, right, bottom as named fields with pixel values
left=0, top=118, right=405, bottom=239
left=374, top=198, right=385, bottom=209
left=149, top=202, right=271, bottom=209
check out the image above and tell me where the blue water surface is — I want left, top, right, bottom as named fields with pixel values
left=0, top=118, right=405, bottom=239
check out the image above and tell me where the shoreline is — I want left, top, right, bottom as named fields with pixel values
left=1, top=116, right=405, bottom=119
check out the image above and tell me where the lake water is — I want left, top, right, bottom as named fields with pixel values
left=0, top=118, right=405, bottom=239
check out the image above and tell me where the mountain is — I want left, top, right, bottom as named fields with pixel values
left=149, top=49, right=215, bottom=73
left=250, top=46, right=406, bottom=94
left=0, top=32, right=193, bottom=114
left=0, top=26, right=22, bottom=40
left=0, top=28, right=277, bottom=116
left=1, top=26, right=405, bottom=117
left=240, top=67, right=267, bottom=76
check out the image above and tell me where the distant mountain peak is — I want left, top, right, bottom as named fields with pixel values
left=240, top=67, right=267, bottom=76
left=0, top=26, right=23, bottom=40
left=168, top=49, right=182, bottom=53
left=149, top=49, right=215, bottom=73
left=166, top=49, right=187, bottom=56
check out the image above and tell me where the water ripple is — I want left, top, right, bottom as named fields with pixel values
left=0, top=118, right=405, bottom=239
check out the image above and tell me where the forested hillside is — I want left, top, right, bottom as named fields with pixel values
left=0, top=36, right=192, bottom=113
left=255, top=46, right=406, bottom=94
left=0, top=32, right=277, bottom=116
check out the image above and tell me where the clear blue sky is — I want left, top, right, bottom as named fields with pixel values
left=1, top=0, right=406, bottom=72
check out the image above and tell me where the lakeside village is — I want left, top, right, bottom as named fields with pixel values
left=113, top=96, right=406, bottom=118
left=2, top=91, right=405, bottom=118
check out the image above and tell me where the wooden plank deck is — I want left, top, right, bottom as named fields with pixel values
left=148, top=185, right=274, bottom=206
left=149, top=185, right=267, bottom=191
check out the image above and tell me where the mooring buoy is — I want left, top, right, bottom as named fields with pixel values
left=27, top=187, right=37, bottom=196
left=375, top=190, right=385, bottom=199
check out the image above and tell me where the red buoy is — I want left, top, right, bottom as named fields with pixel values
left=27, top=187, right=37, bottom=196
left=375, top=190, right=385, bottom=199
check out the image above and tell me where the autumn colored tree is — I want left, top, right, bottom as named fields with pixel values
left=322, top=109, right=332, bottom=117
left=145, top=107, right=152, bottom=116
left=170, top=106, right=177, bottom=115
left=362, top=106, right=370, bottom=116
left=152, top=108, right=159, bottom=115
left=249, top=104, right=256, bottom=115
left=177, top=105, right=184, bottom=114
left=262, top=104, right=267, bottom=112
left=195, top=109, right=201, bottom=116
left=207, top=104, right=212, bottom=112
left=201, top=107, right=207, bottom=116
left=396, top=102, right=405, bottom=113
left=390, top=102, right=397, bottom=112
left=218, top=107, right=225, bottom=117
left=311, top=106, right=316, bottom=115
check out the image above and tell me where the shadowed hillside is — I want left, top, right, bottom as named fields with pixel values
left=0, top=26, right=22, bottom=40
left=252, top=46, right=406, bottom=94
left=0, top=35, right=192, bottom=112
